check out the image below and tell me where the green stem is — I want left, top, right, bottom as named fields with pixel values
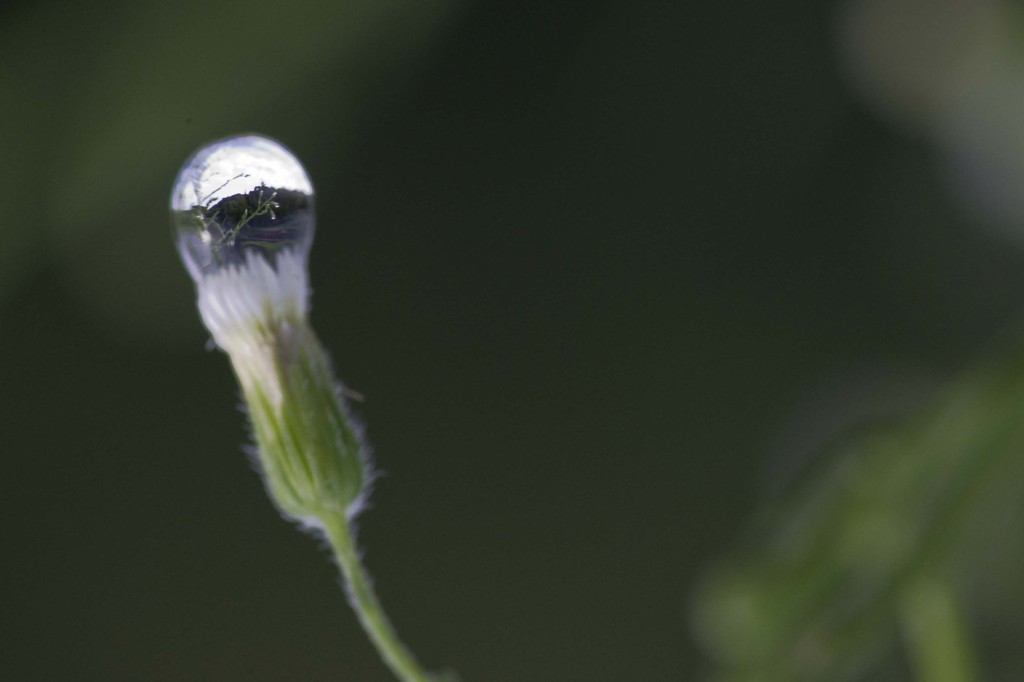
left=899, top=575, right=979, bottom=682
left=321, top=511, right=435, bottom=682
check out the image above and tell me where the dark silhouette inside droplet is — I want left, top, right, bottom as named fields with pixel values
left=190, top=184, right=313, bottom=265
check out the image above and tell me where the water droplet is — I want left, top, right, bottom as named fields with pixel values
left=171, top=135, right=315, bottom=280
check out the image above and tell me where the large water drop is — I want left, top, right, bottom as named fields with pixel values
left=171, top=135, right=315, bottom=280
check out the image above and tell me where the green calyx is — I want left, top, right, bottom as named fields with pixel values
left=237, top=321, right=368, bottom=524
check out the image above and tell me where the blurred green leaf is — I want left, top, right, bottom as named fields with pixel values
left=693, top=329, right=1024, bottom=680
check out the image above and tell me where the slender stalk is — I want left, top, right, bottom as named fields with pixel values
left=321, top=512, right=435, bottom=682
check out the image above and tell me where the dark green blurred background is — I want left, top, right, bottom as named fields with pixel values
left=4, top=1, right=1024, bottom=680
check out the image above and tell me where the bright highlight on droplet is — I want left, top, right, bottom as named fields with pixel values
left=171, top=135, right=315, bottom=280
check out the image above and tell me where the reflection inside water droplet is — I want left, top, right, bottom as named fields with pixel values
left=170, top=135, right=315, bottom=281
